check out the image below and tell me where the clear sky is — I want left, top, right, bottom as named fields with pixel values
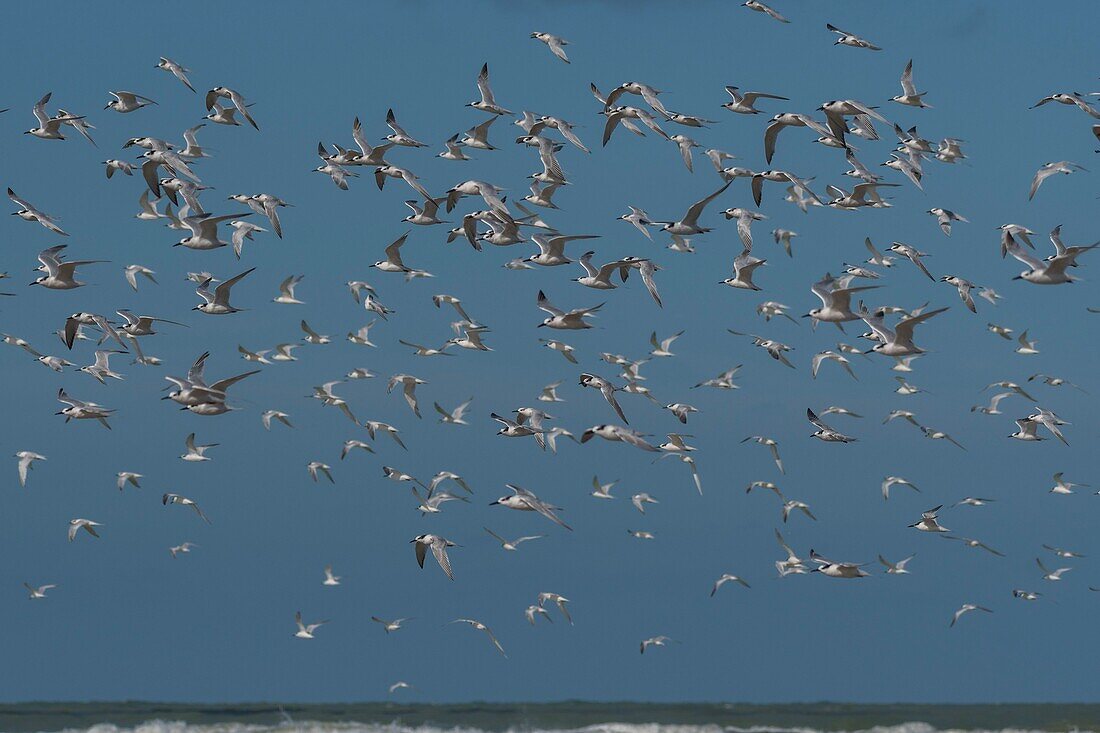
left=2, top=0, right=1099, bottom=704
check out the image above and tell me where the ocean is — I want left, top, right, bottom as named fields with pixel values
left=0, top=704, right=1096, bottom=733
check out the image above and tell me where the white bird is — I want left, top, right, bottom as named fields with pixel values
left=412, top=534, right=456, bottom=579
left=909, top=505, right=948, bottom=533
left=68, top=519, right=102, bottom=542
left=25, top=93, right=85, bottom=140
left=156, top=57, right=196, bottom=93
left=640, top=636, right=677, bottom=654
left=881, top=476, right=919, bottom=500
left=742, top=0, right=789, bottom=22
left=1037, top=557, right=1072, bottom=581
left=721, top=249, right=766, bottom=291
left=811, top=351, right=857, bottom=380
left=929, top=207, right=967, bottom=236
left=580, top=424, right=659, bottom=452
left=537, top=290, right=603, bottom=329
left=105, top=90, right=156, bottom=113
left=205, top=87, right=259, bottom=129
left=294, top=611, right=327, bottom=639
left=32, top=245, right=105, bottom=290
left=117, top=472, right=142, bottom=491
left=891, top=60, right=931, bottom=107
left=807, top=409, right=856, bottom=443
left=857, top=304, right=949, bottom=357
left=590, top=476, right=617, bottom=499
left=371, top=616, right=413, bottom=633
left=24, top=583, right=57, bottom=599
left=163, top=493, right=210, bottom=523
left=124, top=265, right=157, bottom=291
left=879, top=554, right=915, bottom=574
left=435, top=398, right=473, bottom=425
left=710, top=574, right=751, bottom=596
left=15, top=451, right=46, bottom=487
left=450, top=618, right=507, bottom=657
left=194, top=268, right=255, bottom=314
left=531, top=32, right=570, bottom=63
left=631, top=493, right=659, bottom=514
left=308, top=462, right=334, bottom=483
left=491, top=484, right=572, bottom=530
left=1050, top=472, right=1087, bottom=495
left=1015, top=330, right=1040, bottom=355
left=180, top=433, right=217, bottom=462
left=1029, top=161, right=1086, bottom=200
left=322, top=565, right=341, bottom=586
left=827, top=23, right=881, bottom=50
left=950, top=604, right=992, bottom=627
left=484, top=527, right=544, bottom=552
left=810, top=550, right=869, bottom=578
left=467, top=63, right=511, bottom=115
left=741, top=436, right=783, bottom=473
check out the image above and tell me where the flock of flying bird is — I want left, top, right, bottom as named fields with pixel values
left=6, top=3, right=1100, bottom=687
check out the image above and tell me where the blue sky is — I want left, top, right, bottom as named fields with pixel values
left=2, top=0, right=1100, bottom=703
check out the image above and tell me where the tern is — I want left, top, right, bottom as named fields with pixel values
left=857, top=304, right=948, bottom=356
left=180, top=433, right=217, bottom=462
left=484, top=527, right=544, bottom=552
left=307, top=462, right=334, bottom=483
left=194, top=268, right=255, bottom=314
left=124, top=265, right=157, bottom=291
left=467, top=63, right=511, bottom=115
left=943, top=536, right=1005, bottom=557
left=412, top=534, right=456, bottom=579
left=1029, top=161, right=1086, bottom=200
left=32, top=245, right=105, bottom=290
left=273, top=276, right=305, bottom=304
left=580, top=424, right=659, bottom=451
left=371, top=616, right=412, bottom=633
left=654, top=182, right=731, bottom=235
left=1003, top=230, right=1097, bottom=284
left=15, top=451, right=46, bottom=487
left=117, top=472, right=142, bottom=491
left=68, top=519, right=102, bottom=542
left=631, top=493, right=659, bottom=514
left=950, top=604, right=992, bottom=627
left=929, top=207, right=967, bottom=236
left=490, top=484, right=572, bottom=531
left=537, top=290, right=603, bottom=329
left=156, top=57, right=196, bottom=92
left=163, top=493, right=210, bottom=523
left=890, top=60, right=931, bottom=107
left=435, top=398, right=473, bottom=425
left=293, top=612, right=327, bottom=639
left=827, top=23, right=881, bottom=50
left=640, top=636, right=677, bottom=654
left=910, top=505, right=949, bottom=532
left=56, top=389, right=114, bottom=429
left=24, top=583, right=57, bottom=599
left=450, top=618, right=506, bottom=657
left=25, top=93, right=84, bottom=140
left=205, top=87, right=259, bottom=129
left=1037, top=558, right=1071, bottom=581
left=881, top=476, right=919, bottom=500
left=810, top=550, right=869, bottom=578
left=879, top=554, right=915, bottom=574
left=105, top=91, right=156, bottom=113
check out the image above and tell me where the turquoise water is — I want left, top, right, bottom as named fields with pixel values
left=0, top=704, right=1097, bottom=733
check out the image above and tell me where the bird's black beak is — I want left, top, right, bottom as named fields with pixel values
left=489, top=500, right=499, bottom=505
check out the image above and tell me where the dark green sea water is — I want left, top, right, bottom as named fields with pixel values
left=0, top=703, right=1097, bottom=733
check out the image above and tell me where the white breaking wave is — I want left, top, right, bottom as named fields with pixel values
left=42, top=721, right=1097, bottom=733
